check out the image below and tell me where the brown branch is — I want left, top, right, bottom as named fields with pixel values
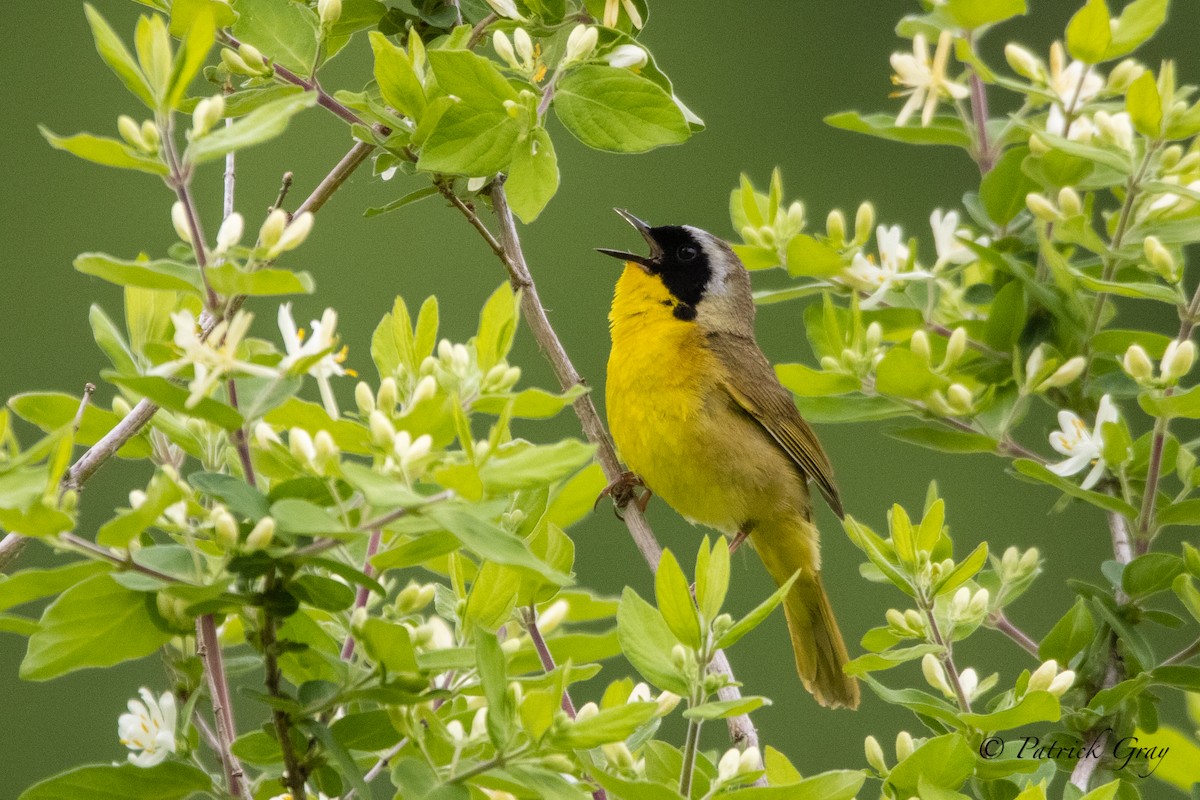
left=966, top=35, right=994, bottom=175
left=197, top=613, right=249, bottom=799
left=444, top=178, right=761, bottom=755
left=262, top=572, right=308, bottom=799
left=987, top=611, right=1040, bottom=659
left=0, top=533, right=29, bottom=571
left=340, top=527, right=382, bottom=661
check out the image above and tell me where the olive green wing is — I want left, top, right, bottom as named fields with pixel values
left=708, top=332, right=844, bottom=518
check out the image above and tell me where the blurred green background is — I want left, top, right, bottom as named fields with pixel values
left=3, top=1, right=1199, bottom=795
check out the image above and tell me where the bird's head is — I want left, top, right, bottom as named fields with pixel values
left=598, top=209, right=754, bottom=331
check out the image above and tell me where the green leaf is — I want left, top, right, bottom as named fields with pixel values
left=90, top=304, right=139, bottom=374
left=1106, top=0, right=1168, bottom=59
left=844, top=644, right=943, bottom=676
left=232, top=0, right=320, bottom=74
left=1012, top=459, right=1138, bottom=518
left=875, top=348, right=942, bottom=399
left=944, top=0, right=1026, bottom=28
left=271, top=498, right=352, bottom=537
left=476, top=630, right=515, bottom=749
left=785, top=234, right=843, bottom=278
left=555, top=701, right=657, bottom=747
left=98, top=472, right=183, bottom=547
left=716, top=569, right=798, bottom=649
left=696, top=536, right=729, bottom=621
left=1122, top=552, right=1184, bottom=598
left=108, top=374, right=243, bottom=430
left=7, top=393, right=151, bottom=458
left=980, top=147, right=1038, bottom=225
left=887, top=426, right=998, bottom=454
left=206, top=263, right=315, bottom=296
left=425, top=504, right=569, bottom=584
left=960, top=690, right=1061, bottom=731
left=18, top=762, right=211, bottom=800
left=887, top=733, right=974, bottom=793
left=479, top=440, right=596, bottom=494
left=165, top=3, right=214, bottom=110
left=364, top=186, right=440, bottom=217
left=74, top=253, right=199, bottom=292
left=1066, top=0, right=1112, bottom=63
left=774, top=364, right=857, bottom=397
left=418, top=102, right=519, bottom=175
left=40, top=128, right=167, bottom=175
left=0, top=561, right=109, bottom=613
left=475, top=283, right=518, bottom=371
left=21, top=574, right=173, bottom=680
left=843, top=516, right=914, bottom=596
left=265, top=398, right=372, bottom=454
left=186, top=92, right=317, bottom=164
left=860, top=675, right=963, bottom=728
left=554, top=65, right=690, bottom=153
left=654, top=548, right=701, bottom=648
left=1126, top=71, right=1163, bottom=137
left=617, top=587, right=688, bottom=695
left=934, top=542, right=988, bottom=596
left=683, top=695, right=769, bottom=720
left=82, top=5, right=154, bottom=109
left=357, top=617, right=418, bottom=673
left=824, top=111, right=971, bottom=148
left=721, top=770, right=866, bottom=800
left=506, top=128, right=559, bottom=223
left=170, top=0, right=237, bottom=36
left=428, top=49, right=519, bottom=107
left=369, top=30, right=425, bottom=120
left=1140, top=385, right=1200, bottom=419
left=1158, top=498, right=1200, bottom=527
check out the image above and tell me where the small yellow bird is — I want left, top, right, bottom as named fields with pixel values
left=599, top=210, right=859, bottom=709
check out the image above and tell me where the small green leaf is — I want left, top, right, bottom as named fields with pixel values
left=1123, top=552, right=1184, bottom=598
left=1105, top=0, right=1168, bottom=59
left=934, top=542, right=988, bottom=596
left=19, top=762, right=211, bottom=800
left=206, top=264, right=314, bottom=296
left=1126, top=71, right=1163, bottom=137
left=0, top=561, right=109, bottom=614
left=1066, top=0, right=1112, bottom=63
left=683, top=696, right=769, bottom=720
left=83, top=4, right=155, bottom=108
left=232, top=0, right=320, bottom=74
left=716, top=569, right=798, bottom=650
left=369, top=30, right=425, bottom=120
left=108, top=374, right=243, bottom=430
left=887, top=426, right=998, bottom=454
left=554, top=701, right=657, bottom=748
left=506, top=128, right=559, bottom=223
left=655, top=548, right=701, bottom=648
left=696, top=536, right=730, bottom=621
left=75, top=254, right=199, bottom=292
left=785, top=235, right=843, bottom=278
left=8, top=393, right=151, bottom=458
left=554, top=66, right=690, bottom=153
left=476, top=630, right=515, bottom=749
left=1012, top=459, right=1139, bottom=518
left=41, top=128, right=167, bottom=175
left=944, top=0, right=1027, bottom=28
left=824, top=111, right=971, bottom=148
left=186, top=93, right=317, bottom=164
left=960, top=690, right=1061, bottom=731
left=22, top=574, right=173, bottom=680
left=887, top=733, right=974, bottom=793
left=364, top=186, right=440, bottom=218
left=425, top=505, right=570, bottom=584
left=418, top=102, right=519, bottom=175
left=721, top=770, right=866, bottom=800
left=980, top=147, right=1038, bottom=225
left=617, top=587, right=688, bottom=695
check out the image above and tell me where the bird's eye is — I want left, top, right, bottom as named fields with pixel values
left=677, top=245, right=698, bottom=262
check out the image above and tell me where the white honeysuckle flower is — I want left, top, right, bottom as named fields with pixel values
left=606, top=44, right=647, bottom=70
left=278, top=304, right=353, bottom=418
left=493, top=30, right=520, bottom=69
left=1047, top=394, right=1119, bottom=490
left=628, top=682, right=653, bottom=704
left=1148, top=178, right=1200, bottom=215
left=1045, top=105, right=1094, bottom=142
left=152, top=310, right=277, bottom=408
left=603, top=0, right=644, bottom=29
left=843, top=225, right=933, bottom=308
left=922, top=653, right=953, bottom=697
left=214, top=212, right=244, bottom=256
left=1094, top=110, right=1133, bottom=151
left=1049, top=42, right=1103, bottom=109
left=958, top=668, right=979, bottom=700
left=483, top=0, right=522, bottom=20
left=929, top=209, right=979, bottom=266
left=717, top=747, right=741, bottom=782
left=563, top=24, right=598, bottom=66
left=379, top=165, right=398, bottom=181
left=118, top=688, right=177, bottom=768
left=466, top=176, right=491, bottom=193
left=890, top=31, right=969, bottom=127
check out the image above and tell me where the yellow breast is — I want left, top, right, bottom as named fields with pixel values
left=605, top=265, right=741, bottom=530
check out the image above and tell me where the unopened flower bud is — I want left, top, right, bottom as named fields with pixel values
left=1026, top=192, right=1059, bottom=221
left=171, top=201, right=192, bottom=243
left=318, top=0, right=341, bottom=26
left=445, top=719, right=465, bottom=744
left=717, top=748, right=741, bottom=782
left=947, top=383, right=974, bottom=414
left=603, top=741, right=635, bottom=770
left=1144, top=235, right=1177, bottom=280
left=268, top=211, right=313, bottom=257
left=214, top=510, right=239, bottom=548
left=1027, top=660, right=1058, bottom=693
left=671, top=643, right=689, bottom=670
left=655, top=691, right=681, bottom=716
left=1028, top=133, right=1050, bottom=155
left=1057, top=186, right=1082, bottom=217
left=313, top=429, right=339, bottom=472
left=1123, top=344, right=1154, bottom=382
left=910, top=329, right=931, bottom=363
left=369, top=410, right=395, bottom=448
left=355, top=381, right=375, bottom=415
left=484, top=0, right=523, bottom=20
left=140, top=120, right=159, bottom=149
left=258, top=209, right=288, bottom=251
left=214, top=213, right=243, bottom=256
left=1048, top=670, right=1076, bottom=697
left=904, top=609, right=924, bottom=632
left=943, top=327, right=967, bottom=369
left=377, top=376, right=399, bottom=412
left=575, top=701, right=599, bottom=722
left=1042, top=356, right=1085, bottom=389
left=289, top=427, right=315, bottom=465
left=739, top=746, right=761, bottom=774
left=606, top=44, right=647, bottom=70
left=537, top=599, right=569, bottom=634
left=1019, top=547, right=1040, bottom=572
left=156, top=592, right=192, bottom=629
left=402, top=434, right=432, bottom=469
left=864, top=735, right=888, bottom=773
left=886, top=608, right=908, bottom=631
left=493, top=31, right=520, bottom=69
left=951, top=587, right=972, bottom=617
left=221, top=47, right=254, bottom=74
left=254, top=422, right=281, bottom=449
left=563, top=24, right=598, bottom=66
left=118, top=115, right=146, bottom=149
left=1162, top=339, right=1196, bottom=381
left=968, top=588, right=990, bottom=617
left=865, top=321, right=882, bottom=352
left=411, top=375, right=437, bottom=405
left=192, top=95, right=225, bottom=138
left=826, top=209, right=846, bottom=244
left=922, top=653, right=953, bottom=697
left=854, top=201, right=875, bottom=245
left=238, top=42, right=266, bottom=71
left=896, top=730, right=915, bottom=761
left=1161, top=145, right=1183, bottom=171
left=1005, top=44, right=1041, bottom=79
left=246, top=516, right=275, bottom=550
left=1108, top=59, right=1144, bottom=92
left=471, top=707, right=488, bottom=739
left=112, top=396, right=133, bottom=417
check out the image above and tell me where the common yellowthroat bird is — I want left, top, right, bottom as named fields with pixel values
left=599, top=210, right=860, bottom=709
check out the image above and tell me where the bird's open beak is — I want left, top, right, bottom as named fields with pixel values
left=596, top=208, right=661, bottom=269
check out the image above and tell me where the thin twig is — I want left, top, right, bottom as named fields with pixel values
left=358, top=489, right=457, bottom=531
left=262, top=571, right=309, bottom=799
left=340, top=527, right=383, bottom=661
left=227, top=379, right=257, bottom=489
left=466, top=12, right=498, bottom=49
left=56, top=532, right=186, bottom=583
left=987, top=612, right=1040, bottom=659
left=342, top=738, right=410, bottom=800
left=273, top=171, right=295, bottom=212
left=196, top=613, right=249, bottom=799
left=1164, top=637, right=1200, bottom=666
left=0, top=533, right=29, bottom=572
left=966, top=35, right=994, bottom=175
left=295, top=141, right=375, bottom=217
left=71, top=383, right=96, bottom=433
left=922, top=597, right=972, bottom=714
left=1070, top=641, right=1121, bottom=791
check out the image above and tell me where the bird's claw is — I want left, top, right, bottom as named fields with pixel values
left=595, top=471, right=652, bottom=519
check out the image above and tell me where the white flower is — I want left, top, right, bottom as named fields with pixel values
left=958, top=668, right=979, bottom=700
left=606, top=44, right=647, bottom=70
left=603, top=0, right=643, bottom=29
left=214, top=212, right=244, bottom=256
left=483, top=0, right=522, bottom=20
left=563, top=24, right=598, bottom=66
left=890, top=31, right=970, bottom=127
left=118, top=688, right=177, bottom=767
left=929, top=209, right=979, bottom=266
left=1148, top=178, right=1200, bottom=215
left=1046, top=105, right=1094, bottom=142
left=151, top=310, right=277, bottom=408
left=278, top=304, right=352, bottom=418
left=1048, top=394, right=1119, bottom=489
left=1049, top=42, right=1103, bottom=109
left=1093, top=110, right=1133, bottom=150
left=843, top=225, right=933, bottom=308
